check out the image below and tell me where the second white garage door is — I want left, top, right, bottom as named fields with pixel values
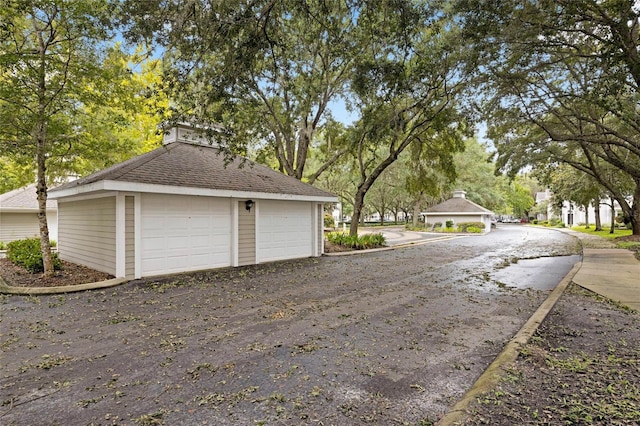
left=141, top=194, right=231, bottom=276
left=258, top=200, right=313, bottom=263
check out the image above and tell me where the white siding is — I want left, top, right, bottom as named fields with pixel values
left=58, top=197, right=116, bottom=275
left=0, top=211, right=57, bottom=243
left=125, top=196, right=135, bottom=277
left=258, top=200, right=312, bottom=262
left=141, top=194, right=231, bottom=276
left=317, top=204, right=323, bottom=255
left=237, top=201, right=256, bottom=266
left=0, top=213, right=39, bottom=242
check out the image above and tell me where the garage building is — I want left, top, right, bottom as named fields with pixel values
left=49, top=125, right=337, bottom=278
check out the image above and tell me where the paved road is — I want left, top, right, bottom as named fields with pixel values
left=369, top=225, right=581, bottom=291
left=0, top=225, right=580, bottom=425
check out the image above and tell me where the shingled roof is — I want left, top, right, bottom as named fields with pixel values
left=0, top=184, right=57, bottom=211
left=50, top=142, right=335, bottom=200
left=425, top=191, right=493, bottom=214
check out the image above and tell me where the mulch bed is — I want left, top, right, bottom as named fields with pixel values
left=0, top=242, right=349, bottom=289
left=0, top=258, right=113, bottom=288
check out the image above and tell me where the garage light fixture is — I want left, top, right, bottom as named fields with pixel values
left=245, top=199, right=254, bottom=211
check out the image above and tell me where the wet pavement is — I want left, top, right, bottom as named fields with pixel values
left=490, top=255, right=581, bottom=290
left=0, top=225, right=582, bottom=425
left=371, top=224, right=582, bottom=292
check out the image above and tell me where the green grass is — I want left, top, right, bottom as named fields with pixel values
left=569, top=225, right=632, bottom=240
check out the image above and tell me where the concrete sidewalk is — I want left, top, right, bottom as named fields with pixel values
left=573, top=249, right=640, bottom=311
left=556, top=228, right=640, bottom=311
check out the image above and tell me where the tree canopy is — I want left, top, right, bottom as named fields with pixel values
left=454, top=0, right=640, bottom=234
left=0, top=0, right=165, bottom=274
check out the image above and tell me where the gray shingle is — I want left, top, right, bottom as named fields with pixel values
left=51, top=143, right=335, bottom=199
left=0, top=184, right=57, bottom=210
left=425, top=197, right=493, bottom=214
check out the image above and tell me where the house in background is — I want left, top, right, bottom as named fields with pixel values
left=534, top=189, right=552, bottom=222
left=0, top=184, right=57, bottom=243
left=49, top=124, right=337, bottom=279
left=534, top=188, right=624, bottom=227
left=422, top=190, right=494, bottom=233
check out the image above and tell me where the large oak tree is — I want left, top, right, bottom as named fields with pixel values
left=454, top=0, right=640, bottom=234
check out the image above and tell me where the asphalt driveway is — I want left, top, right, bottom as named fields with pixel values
left=0, top=226, right=580, bottom=425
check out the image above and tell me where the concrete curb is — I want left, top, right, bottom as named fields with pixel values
left=436, top=261, right=582, bottom=426
left=0, top=276, right=129, bottom=295
left=324, top=235, right=466, bottom=256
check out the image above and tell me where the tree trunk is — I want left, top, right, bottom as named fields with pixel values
left=584, top=205, right=590, bottom=229
left=350, top=188, right=367, bottom=236
left=631, top=183, right=640, bottom=235
left=36, top=127, right=54, bottom=277
left=610, top=202, right=615, bottom=234
left=412, top=193, right=423, bottom=228
left=594, top=198, right=602, bottom=231
left=34, top=17, right=53, bottom=277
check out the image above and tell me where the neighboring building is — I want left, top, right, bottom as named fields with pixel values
left=49, top=124, right=337, bottom=279
left=534, top=188, right=625, bottom=226
left=558, top=199, right=622, bottom=227
left=0, top=184, right=58, bottom=243
left=422, top=190, right=494, bottom=233
left=534, top=189, right=552, bottom=221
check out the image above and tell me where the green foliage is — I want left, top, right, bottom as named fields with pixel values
left=323, top=214, right=335, bottom=229
left=6, top=238, right=62, bottom=273
left=445, top=220, right=454, bottom=228
left=441, top=227, right=458, bottom=233
left=0, top=241, right=6, bottom=250
left=454, top=0, right=640, bottom=234
left=326, top=232, right=386, bottom=250
left=452, top=138, right=508, bottom=212
left=458, top=222, right=485, bottom=232
left=570, top=226, right=632, bottom=241
left=406, top=223, right=427, bottom=231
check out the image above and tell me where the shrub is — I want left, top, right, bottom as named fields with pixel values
left=434, top=222, right=442, bottom=228
left=405, top=223, right=425, bottom=231
left=324, top=214, right=334, bottom=229
left=458, top=222, right=485, bottom=232
left=326, top=232, right=386, bottom=250
left=549, top=218, right=562, bottom=227
left=6, top=238, right=62, bottom=273
left=532, top=219, right=538, bottom=225
left=0, top=241, right=6, bottom=250
left=466, top=226, right=483, bottom=233
left=445, top=220, right=454, bottom=228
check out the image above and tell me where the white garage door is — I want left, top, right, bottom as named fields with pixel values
left=258, top=200, right=312, bottom=262
left=141, top=194, right=231, bottom=276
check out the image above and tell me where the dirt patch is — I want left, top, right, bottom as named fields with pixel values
left=0, top=258, right=113, bottom=288
left=464, top=284, right=640, bottom=425
left=323, top=239, right=354, bottom=253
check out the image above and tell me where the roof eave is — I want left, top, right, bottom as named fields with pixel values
left=50, top=180, right=338, bottom=203
left=422, top=211, right=495, bottom=215
left=0, top=207, right=57, bottom=213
